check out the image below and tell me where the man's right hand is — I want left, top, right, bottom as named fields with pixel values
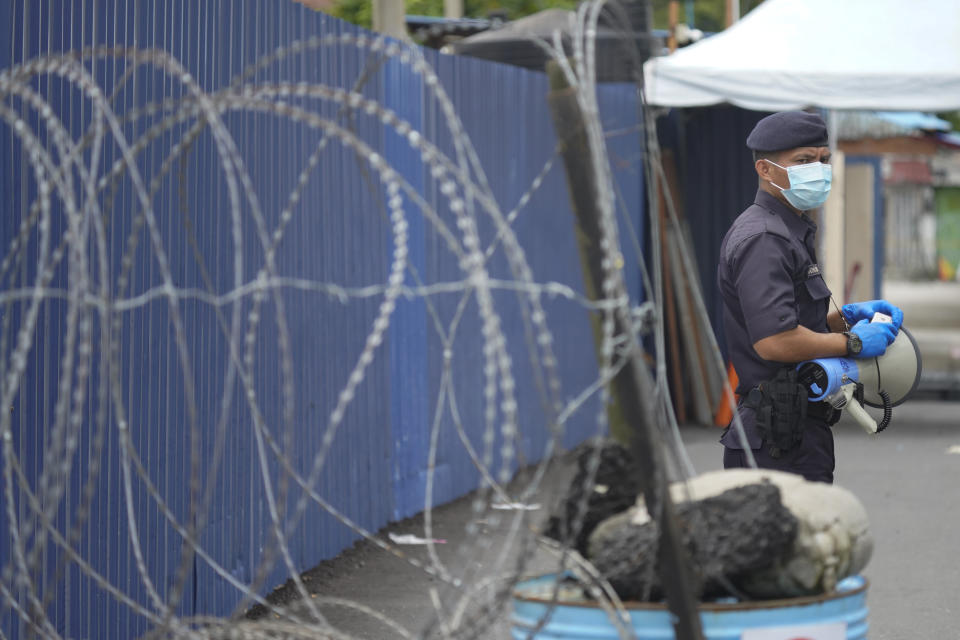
left=842, top=299, right=904, bottom=330
left=850, top=319, right=898, bottom=358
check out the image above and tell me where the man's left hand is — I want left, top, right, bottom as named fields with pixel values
left=841, top=299, right=904, bottom=330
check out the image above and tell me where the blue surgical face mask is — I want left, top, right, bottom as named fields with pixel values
left=765, top=160, right=833, bottom=210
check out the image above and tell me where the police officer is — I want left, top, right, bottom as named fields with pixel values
left=717, top=110, right=904, bottom=484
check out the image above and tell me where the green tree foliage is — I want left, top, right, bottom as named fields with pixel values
left=331, top=0, right=765, bottom=32
left=329, top=0, right=371, bottom=27
left=333, top=0, right=582, bottom=28
left=937, top=111, right=960, bottom=132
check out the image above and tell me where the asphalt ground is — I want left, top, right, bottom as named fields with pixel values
left=242, top=397, right=959, bottom=639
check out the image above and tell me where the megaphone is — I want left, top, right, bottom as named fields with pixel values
left=797, top=324, right=922, bottom=434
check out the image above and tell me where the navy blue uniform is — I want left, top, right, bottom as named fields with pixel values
left=717, top=189, right=836, bottom=483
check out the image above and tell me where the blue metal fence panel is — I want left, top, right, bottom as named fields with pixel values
left=669, top=106, right=770, bottom=354
left=0, top=3, right=646, bottom=636
left=386, top=56, right=430, bottom=521
left=598, top=83, right=647, bottom=303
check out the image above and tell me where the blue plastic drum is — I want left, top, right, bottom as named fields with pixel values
left=512, top=574, right=868, bottom=639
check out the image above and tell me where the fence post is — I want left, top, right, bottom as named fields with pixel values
left=546, top=61, right=706, bottom=640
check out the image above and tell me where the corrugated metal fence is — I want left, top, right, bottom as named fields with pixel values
left=0, top=2, right=645, bottom=636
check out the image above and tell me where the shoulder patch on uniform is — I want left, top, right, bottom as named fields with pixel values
left=807, top=264, right=821, bottom=277
left=760, top=211, right=792, bottom=240
left=722, top=208, right=792, bottom=265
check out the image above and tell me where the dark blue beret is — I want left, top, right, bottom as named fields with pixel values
left=746, top=111, right=829, bottom=152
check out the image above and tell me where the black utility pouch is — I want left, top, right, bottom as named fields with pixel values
left=746, top=367, right=808, bottom=458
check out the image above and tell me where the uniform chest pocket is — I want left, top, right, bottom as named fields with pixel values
left=792, top=265, right=831, bottom=305
left=803, top=274, right=831, bottom=302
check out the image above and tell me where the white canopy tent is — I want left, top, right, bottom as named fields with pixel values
left=642, top=0, right=960, bottom=111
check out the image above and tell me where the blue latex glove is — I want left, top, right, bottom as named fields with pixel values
left=841, top=299, right=904, bottom=330
left=849, top=319, right=898, bottom=358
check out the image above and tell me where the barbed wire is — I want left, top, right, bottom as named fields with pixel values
left=0, top=3, right=738, bottom=638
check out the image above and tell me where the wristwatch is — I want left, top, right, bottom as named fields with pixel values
left=844, top=331, right=862, bottom=356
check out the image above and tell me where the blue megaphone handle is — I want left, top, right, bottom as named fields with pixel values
left=797, top=356, right=862, bottom=402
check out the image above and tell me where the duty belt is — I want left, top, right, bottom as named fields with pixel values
left=806, top=400, right=839, bottom=424
left=739, top=392, right=840, bottom=425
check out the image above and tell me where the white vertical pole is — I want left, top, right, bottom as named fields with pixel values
left=726, top=0, right=740, bottom=26
left=822, top=109, right=846, bottom=302
left=444, top=0, right=463, bottom=19
left=373, top=0, right=409, bottom=40
left=844, top=163, right=876, bottom=302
